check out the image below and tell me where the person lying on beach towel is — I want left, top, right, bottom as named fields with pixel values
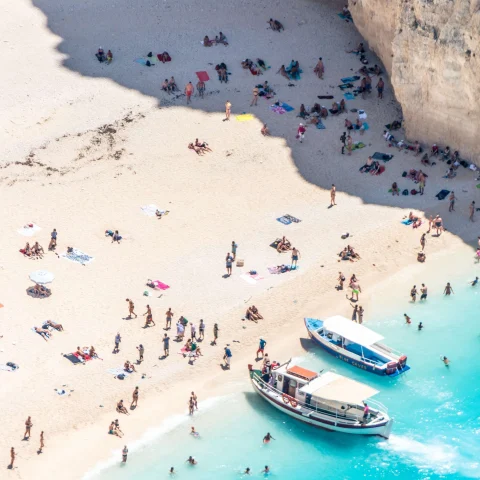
left=257, top=58, right=268, bottom=70
left=285, top=60, right=300, bottom=80
left=34, top=326, right=51, bottom=341
left=27, top=284, right=51, bottom=298
left=359, top=156, right=374, bottom=173
left=276, top=236, right=291, bottom=252
left=45, top=320, right=64, bottom=331
left=188, top=143, right=205, bottom=155
left=276, top=65, right=290, bottom=81
left=195, top=139, right=212, bottom=152
left=268, top=18, right=284, bottom=31
left=157, top=51, right=172, bottom=63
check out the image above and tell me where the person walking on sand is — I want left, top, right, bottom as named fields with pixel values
left=24, top=416, right=33, bottom=439
left=126, top=298, right=137, bottom=318
left=291, top=247, right=300, bottom=268
left=410, top=285, right=418, bottom=302
left=199, top=319, right=205, bottom=340
left=444, top=282, right=454, bottom=295
left=330, top=184, right=336, bottom=206
left=114, top=332, right=121, bottom=353
left=314, top=57, right=324, bottom=79
left=122, top=445, right=128, bottom=463
left=427, top=215, right=434, bottom=233
left=434, top=215, right=443, bottom=235
left=348, top=282, right=361, bottom=301
left=449, top=191, right=456, bottom=212
left=190, top=322, right=196, bottom=340
left=256, top=338, right=267, bottom=358
left=137, top=344, right=144, bottom=363
left=165, top=307, right=174, bottom=330
left=231, top=240, right=238, bottom=260
left=404, top=313, right=412, bottom=324
left=49, top=228, right=58, bottom=251
left=340, top=132, right=347, bottom=154
left=225, top=252, right=233, bottom=276
left=358, top=305, right=364, bottom=324
left=163, top=333, right=170, bottom=357
left=191, top=391, right=198, bottom=410
left=196, top=79, right=205, bottom=99
left=224, top=346, right=232, bottom=369
left=213, top=323, right=219, bottom=345
left=297, top=123, right=306, bottom=143
left=337, top=271, right=345, bottom=290
left=9, top=447, right=15, bottom=469
left=185, top=81, right=194, bottom=104
left=346, top=134, right=353, bottom=155
left=469, top=201, right=475, bottom=222
left=420, top=284, right=428, bottom=300
left=225, top=100, right=232, bottom=120
left=39, top=431, right=44, bottom=453
left=376, top=77, right=384, bottom=99
left=351, top=304, right=358, bottom=323
left=131, top=386, right=139, bottom=408
left=143, top=304, right=155, bottom=327
left=250, top=86, right=259, bottom=106
left=420, top=233, right=426, bottom=251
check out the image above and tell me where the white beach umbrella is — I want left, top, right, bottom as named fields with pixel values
left=29, top=270, right=55, bottom=285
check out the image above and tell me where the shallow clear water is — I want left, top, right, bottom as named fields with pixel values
left=92, top=282, right=480, bottom=480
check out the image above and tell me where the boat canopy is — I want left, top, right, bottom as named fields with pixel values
left=299, top=371, right=379, bottom=404
left=323, top=315, right=384, bottom=347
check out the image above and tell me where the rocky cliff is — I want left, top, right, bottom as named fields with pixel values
left=350, top=0, right=480, bottom=162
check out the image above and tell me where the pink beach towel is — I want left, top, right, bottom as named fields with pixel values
left=152, top=280, right=170, bottom=290
left=196, top=71, right=210, bottom=82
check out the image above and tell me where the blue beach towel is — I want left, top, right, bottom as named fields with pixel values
left=344, top=92, right=355, bottom=100
left=337, top=13, right=352, bottom=22
left=277, top=216, right=292, bottom=225
left=341, top=76, right=360, bottom=83
left=401, top=219, right=413, bottom=225
left=316, top=121, right=326, bottom=129
left=134, top=58, right=155, bottom=66
left=373, top=152, right=393, bottom=161
left=281, top=103, right=294, bottom=112
left=362, top=122, right=369, bottom=130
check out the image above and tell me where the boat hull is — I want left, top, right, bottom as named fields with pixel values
left=250, top=375, right=392, bottom=438
left=305, top=319, right=409, bottom=377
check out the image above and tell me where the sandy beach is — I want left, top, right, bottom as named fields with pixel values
left=1, top=0, right=479, bottom=478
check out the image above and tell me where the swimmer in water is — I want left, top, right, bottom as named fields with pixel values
left=442, top=356, right=450, bottom=367
left=418, top=322, right=423, bottom=331
left=186, top=456, right=197, bottom=465
left=169, top=466, right=175, bottom=474
left=244, top=467, right=251, bottom=475
left=404, top=313, right=411, bottom=324
left=190, top=426, right=199, bottom=437
left=263, top=432, right=275, bottom=443
left=262, top=465, right=270, bottom=473
left=471, top=276, right=479, bottom=286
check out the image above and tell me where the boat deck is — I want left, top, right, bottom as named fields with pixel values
left=324, top=336, right=387, bottom=366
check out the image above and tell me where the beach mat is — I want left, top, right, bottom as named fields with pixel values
left=107, top=367, right=131, bottom=377
left=341, top=76, right=360, bottom=83
left=134, top=58, right=155, bottom=66
left=17, top=224, right=41, bottom=237
left=270, top=239, right=281, bottom=249
left=401, top=219, right=413, bottom=225
left=316, top=121, right=326, bottom=130
left=270, top=105, right=286, bottom=114
left=352, top=142, right=366, bottom=150
left=436, top=189, right=450, bottom=200
left=344, top=92, right=355, bottom=100
left=280, top=103, right=294, bottom=112
left=61, top=248, right=94, bottom=265
left=196, top=71, right=210, bottom=82
left=277, top=216, right=292, bottom=225
left=317, top=95, right=334, bottom=99
left=64, top=353, right=83, bottom=365
left=339, top=83, right=353, bottom=90
left=141, top=204, right=159, bottom=216
left=373, top=152, right=394, bottom=162
left=236, top=113, right=254, bottom=122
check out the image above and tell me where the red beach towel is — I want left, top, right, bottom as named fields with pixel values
left=196, top=71, right=210, bottom=82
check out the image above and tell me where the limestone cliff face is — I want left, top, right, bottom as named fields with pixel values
left=350, top=0, right=480, bottom=162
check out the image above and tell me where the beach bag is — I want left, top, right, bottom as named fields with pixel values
left=402, top=171, right=407, bottom=177
left=410, top=189, right=418, bottom=195
left=402, top=189, right=409, bottom=196
left=146, top=60, right=152, bottom=67
left=117, top=374, right=125, bottom=380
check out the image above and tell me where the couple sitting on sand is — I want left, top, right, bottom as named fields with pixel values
left=21, top=241, right=44, bottom=258
left=183, top=339, right=202, bottom=357
left=188, top=139, right=213, bottom=155
left=76, top=346, right=97, bottom=360
left=276, top=236, right=291, bottom=252
left=216, top=63, right=228, bottom=83
left=339, top=245, right=360, bottom=262
left=268, top=18, right=284, bottom=31
left=161, top=76, right=178, bottom=94
left=28, top=284, right=51, bottom=298
left=95, top=48, right=113, bottom=64
left=105, top=229, right=122, bottom=243
left=245, top=306, right=263, bottom=322
left=359, top=157, right=381, bottom=175
left=242, top=59, right=264, bottom=76
left=203, top=32, right=228, bottom=47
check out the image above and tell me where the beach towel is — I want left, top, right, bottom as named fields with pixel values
left=361, top=122, right=369, bottom=130
left=236, top=114, right=254, bottom=122
left=157, top=53, right=172, bottom=63
left=280, top=103, right=294, bottom=112
left=134, top=58, right=155, bottom=66
left=64, top=353, right=83, bottom=365
left=339, top=83, right=353, bottom=90
left=17, top=224, right=41, bottom=237
left=277, top=216, right=292, bottom=225
left=285, top=214, right=301, bottom=223
left=341, top=76, right=360, bottom=83
left=61, top=248, right=94, bottom=265
left=358, top=110, right=367, bottom=119
left=376, top=165, right=385, bottom=175
left=141, top=204, right=159, bottom=216
left=74, top=352, right=92, bottom=362
left=401, top=219, right=413, bottom=225
left=373, top=152, right=393, bottom=162
left=316, top=121, right=326, bottom=130
left=268, top=265, right=298, bottom=274
left=270, top=105, right=286, bottom=114
left=270, top=239, right=281, bottom=249
left=240, top=274, right=257, bottom=285
left=337, top=13, right=352, bottom=21
left=196, top=71, right=210, bottom=82
left=435, top=189, right=450, bottom=200
left=107, top=367, right=131, bottom=377
left=150, top=280, right=170, bottom=290
left=344, top=92, right=355, bottom=100
left=352, top=142, right=366, bottom=150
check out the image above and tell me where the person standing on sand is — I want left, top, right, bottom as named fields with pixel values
left=337, top=271, right=345, bottom=290
left=122, top=445, right=128, bottom=463
left=340, top=132, right=347, bottom=154
left=185, top=82, right=194, bottom=104
left=314, top=57, right=324, bottom=79
left=114, top=332, right=121, bottom=353
left=351, top=304, right=358, bottom=322
left=191, top=322, right=196, bottom=341
left=188, top=397, right=195, bottom=415
left=427, top=215, right=433, bottom=233
left=250, top=86, right=259, bottom=106
left=136, top=344, right=144, bottom=363
left=196, top=79, right=205, bottom=99
left=444, top=282, right=454, bottom=295
left=449, top=191, right=456, bottom=212
left=224, top=346, right=232, bottom=369
left=163, top=333, right=170, bottom=357
left=434, top=215, right=444, bottom=235
left=291, top=247, right=300, bottom=268
left=358, top=306, right=364, bottom=324
left=199, top=319, right=205, bottom=340
left=225, top=252, right=233, bottom=276
left=256, top=338, right=267, bottom=358
left=469, top=201, right=475, bottom=222
left=126, top=299, right=137, bottom=318
left=165, top=308, right=174, bottom=330
left=330, top=184, right=336, bottom=206
left=420, top=233, right=426, bottom=251
left=231, top=241, right=238, bottom=260
left=9, top=447, right=15, bottom=469
left=297, top=123, right=306, bottom=143
left=225, top=100, right=232, bottom=120
left=420, top=284, right=428, bottom=301
left=404, top=314, right=412, bottom=324
left=376, top=77, right=384, bottom=99
left=143, top=304, right=153, bottom=325
left=24, top=416, right=33, bottom=439
left=191, top=391, right=198, bottom=410
left=346, top=134, right=353, bottom=155
left=131, top=386, right=139, bottom=408
left=39, top=431, right=44, bottom=453
left=213, top=323, right=219, bottom=345
left=348, top=282, right=361, bottom=301
left=49, top=228, right=57, bottom=251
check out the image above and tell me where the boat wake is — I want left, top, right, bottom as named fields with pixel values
left=377, top=434, right=479, bottom=478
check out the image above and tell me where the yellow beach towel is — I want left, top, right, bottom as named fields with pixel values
left=236, top=114, right=254, bottom=122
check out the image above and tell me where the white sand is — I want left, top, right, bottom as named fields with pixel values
left=1, top=0, right=479, bottom=478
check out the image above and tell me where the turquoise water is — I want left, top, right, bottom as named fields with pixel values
left=92, top=282, right=480, bottom=479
